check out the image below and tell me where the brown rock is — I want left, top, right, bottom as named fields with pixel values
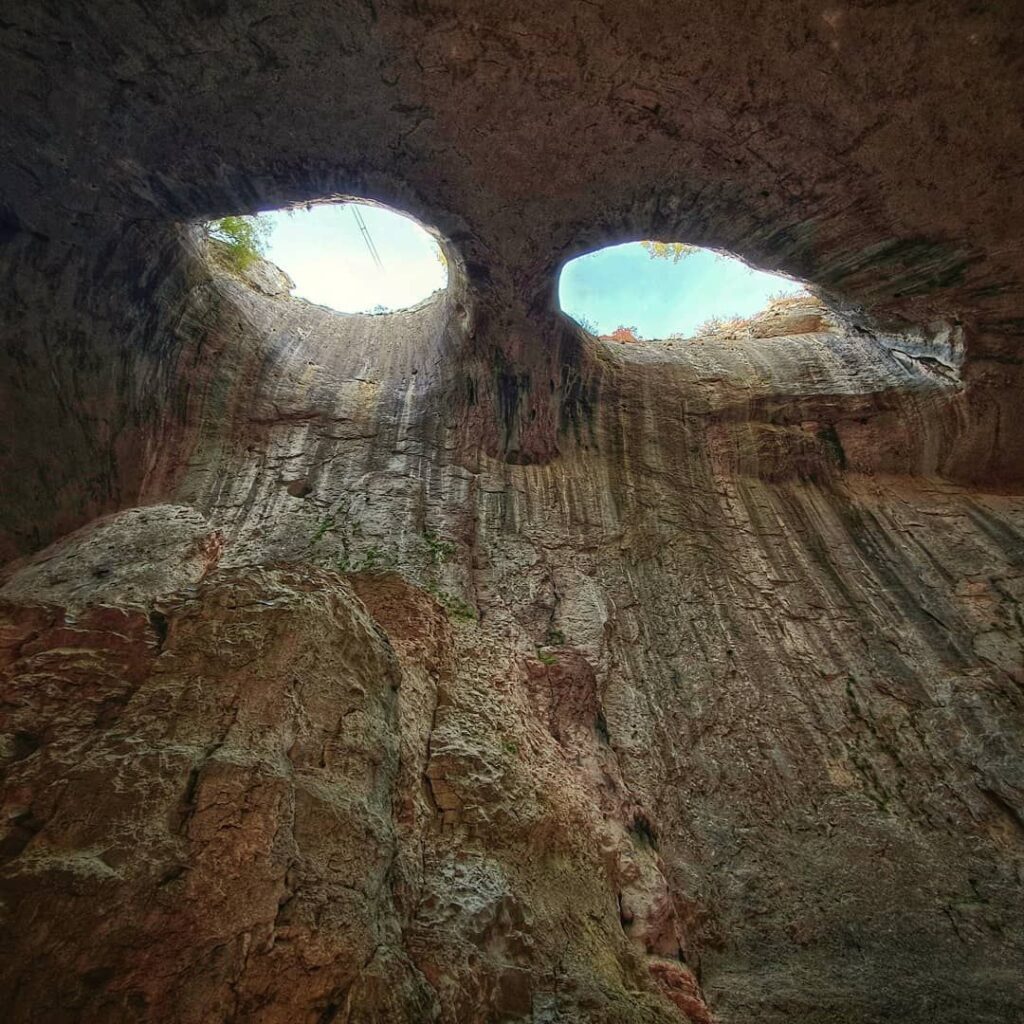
left=2, top=3, right=1024, bottom=1022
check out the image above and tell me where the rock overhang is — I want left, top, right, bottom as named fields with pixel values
left=2, top=5, right=1024, bottom=1023
left=3, top=3, right=1021, bottom=339
left=0, top=1, right=1021, bottom=566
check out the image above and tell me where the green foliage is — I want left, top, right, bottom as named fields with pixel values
left=574, top=315, right=599, bottom=335
left=640, top=240, right=698, bottom=263
left=207, top=214, right=272, bottom=271
left=421, top=530, right=456, bottom=565
left=416, top=529, right=472, bottom=618
left=427, top=583, right=477, bottom=621
left=442, top=593, right=477, bottom=621
left=545, top=626, right=565, bottom=646
left=310, top=513, right=339, bottom=545
left=308, top=504, right=395, bottom=573
left=357, top=544, right=395, bottom=572
left=535, top=647, right=559, bottom=666
left=321, top=544, right=397, bottom=575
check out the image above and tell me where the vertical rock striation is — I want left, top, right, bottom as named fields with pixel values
left=2, top=2, right=1024, bottom=1021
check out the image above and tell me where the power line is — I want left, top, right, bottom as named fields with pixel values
left=350, top=205, right=383, bottom=270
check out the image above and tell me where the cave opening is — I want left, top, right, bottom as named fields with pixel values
left=558, top=240, right=807, bottom=342
left=3, top=4, right=1024, bottom=1021
left=203, top=199, right=449, bottom=314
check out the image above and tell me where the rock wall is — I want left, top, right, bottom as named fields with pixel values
left=2, top=2, right=1024, bottom=1022
left=2, top=247, right=1023, bottom=1022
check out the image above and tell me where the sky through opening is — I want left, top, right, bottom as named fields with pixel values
left=261, top=203, right=447, bottom=313
left=234, top=206, right=805, bottom=333
left=558, top=243, right=806, bottom=339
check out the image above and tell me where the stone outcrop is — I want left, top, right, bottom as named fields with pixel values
left=2, top=3, right=1024, bottom=1022
left=1, top=510, right=713, bottom=1023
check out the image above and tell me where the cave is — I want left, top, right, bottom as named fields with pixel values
left=205, top=200, right=450, bottom=315
left=1, top=5, right=1023, bottom=1024
left=556, top=241, right=808, bottom=340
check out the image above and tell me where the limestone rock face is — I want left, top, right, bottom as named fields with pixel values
left=2, top=263, right=1023, bottom=1021
left=2, top=3, right=1024, bottom=1023
left=0, top=523, right=710, bottom=1024
left=0, top=505, right=222, bottom=612
left=0, top=560, right=427, bottom=1022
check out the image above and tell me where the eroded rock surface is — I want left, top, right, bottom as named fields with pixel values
left=1, top=520, right=715, bottom=1023
left=2, top=260, right=1022, bottom=1021
left=2, top=2, right=1024, bottom=1022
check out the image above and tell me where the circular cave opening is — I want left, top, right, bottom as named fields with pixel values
left=558, top=241, right=807, bottom=342
left=204, top=200, right=449, bottom=314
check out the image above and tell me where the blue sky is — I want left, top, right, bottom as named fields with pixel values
left=558, top=243, right=804, bottom=338
left=257, top=204, right=803, bottom=336
left=262, top=203, right=447, bottom=312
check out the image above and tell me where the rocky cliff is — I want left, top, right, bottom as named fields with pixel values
left=2, top=3, right=1023, bottom=1022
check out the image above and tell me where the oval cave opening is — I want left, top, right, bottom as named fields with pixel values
left=558, top=241, right=807, bottom=342
left=203, top=200, right=449, bottom=314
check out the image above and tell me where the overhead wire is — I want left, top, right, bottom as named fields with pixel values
left=350, top=204, right=384, bottom=269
